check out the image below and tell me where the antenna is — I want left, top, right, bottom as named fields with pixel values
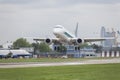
left=75, top=22, right=78, bottom=37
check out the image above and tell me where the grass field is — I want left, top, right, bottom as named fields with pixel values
left=0, top=63, right=120, bottom=80
left=0, top=58, right=83, bottom=63
left=0, top=57, right=117, bottom=63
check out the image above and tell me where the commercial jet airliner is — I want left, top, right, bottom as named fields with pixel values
left=33, top=25, right=105, bottom=45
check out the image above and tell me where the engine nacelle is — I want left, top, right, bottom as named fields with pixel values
left=45, top=38, right=52, bottom=45
left=76, top=38, right=84, bottom=45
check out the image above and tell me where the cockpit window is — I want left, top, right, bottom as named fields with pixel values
left=64, top=32, right=73, bottom=38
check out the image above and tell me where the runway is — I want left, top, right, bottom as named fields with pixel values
left=0, top=58, right=120, bottom=68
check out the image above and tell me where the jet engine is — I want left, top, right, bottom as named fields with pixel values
left=75, top=38, right=84, bottom=45
left=45, top=38, right=52, bottom=45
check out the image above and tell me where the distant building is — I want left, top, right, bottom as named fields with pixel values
left=74, top=47, right=96, bottom=58
left=2, top=42, right=13, bottom=49
left=53, top=45, right=96, bottom=58
left=101, top=26, right=116, bottom=47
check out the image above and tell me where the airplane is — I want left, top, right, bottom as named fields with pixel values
left=33, top=24, right=105, bottom=46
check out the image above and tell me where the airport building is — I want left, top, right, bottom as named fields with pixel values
left=2, top=42, right=13, bottom=49
left=101, top=27, right=115, bottom=47
left=100, top=26, right=120, bottom=58
left=53, top=45, right=96, bottom=58
left=73, top=47, right=96, bottom=58
left=101, top=26, right=120, bottom=47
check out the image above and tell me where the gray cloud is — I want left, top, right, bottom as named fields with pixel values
left=0, top=0, right=120, bottom=44
left=0, top=0, right=36, bottom=4
left=0, top=0, right=120, bottom=11
left=0, top=0, right=120, bottom=8
left=0, top=0, right=120, bottom=4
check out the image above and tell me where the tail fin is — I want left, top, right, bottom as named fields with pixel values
left=75, top=22, right=78, bottom=37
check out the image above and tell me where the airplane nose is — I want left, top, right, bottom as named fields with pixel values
left=53, top=25, right=64, bottom=34
left=53, top=28, right=62, bottom=35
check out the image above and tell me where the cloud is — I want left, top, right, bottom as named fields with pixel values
left=1, top=0, right=120, bottom=8
left=0, top=0, right=36, bottom=4
left=0, top=0, right=120, bottom=4
left=0, top=0, right=120, bottom=13
left=0, top=0, right=120, bottom=44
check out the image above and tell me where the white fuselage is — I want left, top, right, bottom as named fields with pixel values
left=53, top=25, right=76, bottom=44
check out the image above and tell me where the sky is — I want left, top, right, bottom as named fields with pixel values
left=0, top=0, right=120, bottom=44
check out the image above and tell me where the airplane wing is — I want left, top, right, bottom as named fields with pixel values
left=33, top=37, right=113, bottom=45
left=33, top=38, right=46, bottom=41
left=33, top=38, right=106, bottom=44
left=33, top=38, right=59, bottom=41
left=83, top=38, right=106, bottom=42
left=33, top=38, right=60, bottom=44
left=84, top=37, right=115, bottom=42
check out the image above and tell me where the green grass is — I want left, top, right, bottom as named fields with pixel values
left=0, top=57, right=118, bottom=63
left=0, top=58, right=84, bottom=63
left=0, top=63, right=120, bottom=80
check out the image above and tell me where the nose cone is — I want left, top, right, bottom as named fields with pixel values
left=53, top=25, right=64, bottom=34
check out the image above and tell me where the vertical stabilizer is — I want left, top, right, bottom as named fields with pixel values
left=75, top=22, right=78, bottom=37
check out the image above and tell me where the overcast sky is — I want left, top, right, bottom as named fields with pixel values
left=0, top=0, right=120, bottom=44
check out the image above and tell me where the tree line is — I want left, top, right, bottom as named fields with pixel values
left=13, top=38, right=52, bottom=53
